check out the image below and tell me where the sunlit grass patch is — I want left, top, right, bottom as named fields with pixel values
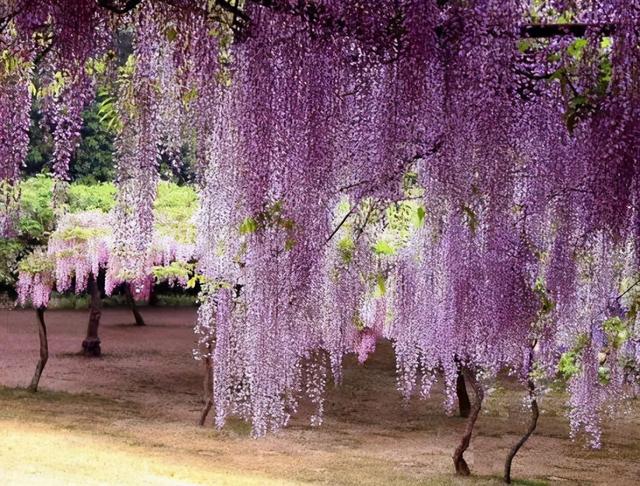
left=0, top=422, right=290, bottom=486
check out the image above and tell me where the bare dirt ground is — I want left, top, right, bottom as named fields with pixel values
left=1, top=307, right=639, bottom=486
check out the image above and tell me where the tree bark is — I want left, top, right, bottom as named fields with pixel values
left=125, top=283, right=145, bottom=326
left=199, top=354, right=214, bottom=426
left=28, top=307, right=48, bottom=392
left=456, top=370, right=471, bottom=418
left=453, top=368, right=484, bottom=476
left=82, top=274, right=102, bottom=357
left=503, top=378, right=539, bottom=484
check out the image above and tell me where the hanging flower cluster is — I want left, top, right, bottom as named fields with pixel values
left=387, top=0, right=640, bottom=447
left=191, top=1, right=444, bottom=436
left=4, top=0, right=640, bottom=445
left=17, top=208, right=196, bottom=307
left=16, top=247, right=55, bottom=309
left=0, top=28, right=34, bottom=237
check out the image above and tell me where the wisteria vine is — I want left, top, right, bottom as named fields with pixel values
left=3, top=0, right=640, bottom=464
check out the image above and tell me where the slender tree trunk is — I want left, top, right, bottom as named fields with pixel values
left=148, top=284, right=157, bottom=306
left=453, top=368, right=484, bottom=476
left=504, top=378, right=539, bottom=484
left=456, top=370, right=471, bottom=418
left=82, top=274, right=102, bottom=357
left=125, top=283, right=145, bottom=326
left=28, top=307, right=48, bottom=392
left=199, top=354, right=214, bottom=426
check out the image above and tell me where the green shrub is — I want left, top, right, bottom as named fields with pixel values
left=18, top=175, right=55, bottom=244
left=154, top=181, right=198, bottom=243
left=154, top=293, right=197, bottom=307
left=102, top=294, right=128, bottom=307
left=67, top=182, right=116, bottom=213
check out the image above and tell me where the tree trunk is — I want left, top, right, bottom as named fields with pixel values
left=199, top=354, right=214, bottom=426
left=456, top=370, right=471, bottom=418
left=125, top=283, right=145, bottom=326
left=28, top=307, right=48, bottom=392
left=503, top=378, right=539, bottom=484
left=82, top=274, right=102, bottom=357
left=148, top=284, right=157, bottom=306
left=453, top=368, right=484, bottom=476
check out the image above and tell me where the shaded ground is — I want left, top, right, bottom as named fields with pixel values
left=1, top=308, right=639, bottom=485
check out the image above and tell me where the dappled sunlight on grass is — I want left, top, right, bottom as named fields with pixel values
left=0, top=421, right=292, bottom=486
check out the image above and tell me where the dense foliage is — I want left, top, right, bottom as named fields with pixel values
left=22, top=101, right=116, bottom=182
left=1, top=0, right=639, bottom=467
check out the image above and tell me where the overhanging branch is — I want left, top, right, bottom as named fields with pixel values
left=97, top=0, right=144, bottom=14
left=216, top=0, right=249, bottom=24
left=521, top=23, right=615, bottom=39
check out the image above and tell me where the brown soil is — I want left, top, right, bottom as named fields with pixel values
left=1, top=307, right=639, bottom=485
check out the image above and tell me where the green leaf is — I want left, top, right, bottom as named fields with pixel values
left=558, top=351, right=579, bottom=379
left=182, top=87, right=198, bottom=107
left=600, top=37, right=613, bottom=50
left=285, top=237, right=296, bottom=251
left=165, top=26, right=178, bottom=42
left=281, top=218, right=296, bottom=231
left=338, top=237, right=355, bottom=264
left=373, top=240, right=395, bottom=256
left=414, top=206, right=426, bottom=227
left=376, top=273, right=386, bottom=296
left=567, top=38, right=588, bottom=59
left=602, top=316, right=630, bottom=349
left=239, top=217, right=258, bottom=235
left=598, top=366, right=611, bottom=385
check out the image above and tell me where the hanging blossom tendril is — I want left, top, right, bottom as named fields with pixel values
left=389, top=0, right=640, bottom=446
left=17, top=208, right=195, bottom=310
left=109, top=7, right=165, bottom=288
left=3, top=0, right=640, bottom=444
left=192, top=0, right=440, bottom=436
left=0, top=27, right=33, bottom=237
left=30, top=0, right=112, bottom=181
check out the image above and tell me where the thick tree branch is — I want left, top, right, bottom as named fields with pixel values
left=521, top=23, right=615, bottom=39
left=199, top=353, right=214, bottom=426
left=326, top=202, right=359, bottom=244
left=97, top=0, right=144, bottom=14
left=456, top=369, right=471, bottom=418
left=216, top=0, right=249, bottom=23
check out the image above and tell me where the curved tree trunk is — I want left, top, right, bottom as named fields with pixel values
left=456, top=370, right=471, bottom=418
left=125, top=283, right=145, bottom=326
left=82, top=274, right=102, bottom=357
left=28, top=307, right=48, bottom=392
left=504, top=378, right=539, bottom=484
left=453, top=368, right=484, bottom=476
left=199, top=354, right=214, bottom=426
